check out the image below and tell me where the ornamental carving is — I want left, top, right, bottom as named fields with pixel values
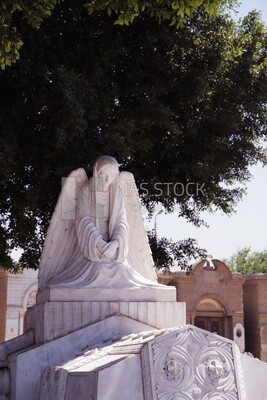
left=141, top=325, right=246, bottom=400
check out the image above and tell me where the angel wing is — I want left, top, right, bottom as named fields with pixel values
left=119, top=171, right=157, bottom=282
left=38, top=168, right=89, bottom=287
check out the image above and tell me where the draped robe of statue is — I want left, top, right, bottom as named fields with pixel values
left=38, top=156, right=161, bottom=289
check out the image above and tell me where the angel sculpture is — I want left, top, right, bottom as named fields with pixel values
left=38, top=155, right=161, bottom=289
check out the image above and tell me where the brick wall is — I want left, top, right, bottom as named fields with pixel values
left=244, top=275, right=267, bottom=360
left=158, top=259, right=244, bottom=342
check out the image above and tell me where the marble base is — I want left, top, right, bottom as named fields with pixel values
left=38, top=325, right=257, bottom=400
left=28, top=300, right=186, bottom=343
left=4, top=317, right=267, bottom=400
left=7, top=315, right=155, bottom=400
left=36, top=285, right=176, bottom=304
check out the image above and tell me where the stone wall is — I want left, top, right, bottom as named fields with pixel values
left=0, top=269, right=37, bottom=342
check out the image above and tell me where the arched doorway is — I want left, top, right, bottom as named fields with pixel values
left=194, top=298, right=226, bottom=336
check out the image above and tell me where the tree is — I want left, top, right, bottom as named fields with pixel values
left=148, top=233, right=208, bottom=272
left=0, top=4, right=267, bottom=270
left=0, top=0, right=235, bottom=69
left=225, top=247, right=267, bottom=274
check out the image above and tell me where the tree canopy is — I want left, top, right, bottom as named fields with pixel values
left=148, top=233, right=207, bottom=272
left=0, top=0, right=234, bottom=69
left=225, top=247, right=267, bottom=274
left=0, top=2, right=267, bottom=270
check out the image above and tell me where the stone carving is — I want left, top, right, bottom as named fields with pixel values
left=38, top=156, right=160, bottom=289
left=26, top=290, right=37, bottom=308
left=165, top=354, right=184, bottom=379
left=141, top=325, right=246, bottom=400
left=206, top=357, right=224, bottom=380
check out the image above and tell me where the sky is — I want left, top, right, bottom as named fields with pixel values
left=147, top=0, right=267, bottom=261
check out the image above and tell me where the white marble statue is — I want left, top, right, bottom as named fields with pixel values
left=38, top=156, right=160, bottom=288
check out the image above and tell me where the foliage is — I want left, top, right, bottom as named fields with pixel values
left=224, top=247, right=267, bottom=274
left=148, top=232, right=208, bottom=272
left=0, top=0, right=235, bottom=69
left=0, top=4, right=267, bottom=269
left=0, top=0, right=59, bottom=69
left=84, top=0, right=232, bottom=26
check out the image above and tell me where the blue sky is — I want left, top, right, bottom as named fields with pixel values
left=233, top=0, right=267, bottom=20
left=149, top=0, right=267, bottom=260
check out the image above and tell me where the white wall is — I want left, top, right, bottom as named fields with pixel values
left=5, top=269, right=37, bottom=341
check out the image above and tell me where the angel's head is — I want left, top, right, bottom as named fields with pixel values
left=94, top=156, right=119, bottom=191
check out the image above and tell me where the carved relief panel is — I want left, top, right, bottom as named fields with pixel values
left=141, top=325, right=246, bottom=400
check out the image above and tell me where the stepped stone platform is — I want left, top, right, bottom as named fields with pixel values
left=28, top=286, right=183, bottom=343
left=36, top=285, right=177, bottom=303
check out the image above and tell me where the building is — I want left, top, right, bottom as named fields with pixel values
left=159, top=259, right=246, bottom=353
left=0, top=268, right=37, bottom=342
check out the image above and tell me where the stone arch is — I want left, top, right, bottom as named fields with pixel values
left=196, top=296, right=227, bottom=316
left=22, top=283, right=38, bottom=334
left=193, top=295, right=227, bottom=336
left=22, top=283, right=38, bottom=311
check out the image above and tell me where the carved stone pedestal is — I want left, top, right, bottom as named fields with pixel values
left=28, top=299, right=185, bottom=343
left=36, top=285, right=177, bottom=303
left=27, top=286, right=181, bottom=343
